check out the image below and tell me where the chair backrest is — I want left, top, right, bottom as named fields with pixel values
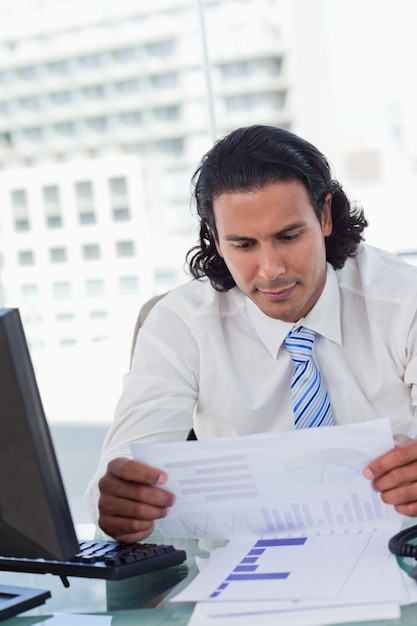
left=130, top=291, right=197, bottom=441
left=130, top=293, right=167, bottom=365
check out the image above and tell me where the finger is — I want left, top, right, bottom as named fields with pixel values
left=108, top=457, right=168, bottom=487
left=99, top=512, right=156, bottom=543
left=363, top=439, right=417, bottom=480
left=377, top=481, right=417, bottom=515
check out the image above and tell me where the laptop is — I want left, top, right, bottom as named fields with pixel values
left=0, top=308, right=186, bottom=616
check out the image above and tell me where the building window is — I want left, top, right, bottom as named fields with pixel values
left=50, top=247, right=67, bottom=263
left=15, top=219, right=30, bottom=231
left=21, top=283, right=38, bottom=297
left=116, top=240, right=135, bottom=257
left=85, top=278, right=105, bottom=296
left=18, top=250, right=35, bottom=265
left=19, top=96, right=41, bottom=111
left=146, top=40, right=175, bottom=57
left=75, top=181, right=93, bottom=199
left=112, top=47, right=136, bottom=63
left=47, top=215, right=63, bottom=228
left=79, top=211, right=96, bottom=225
left=119, top=111, right=142, bottom=126
left=115, top=79, right=139, bottom=95
left=83, top=85, right=105, bottom=100
left=149, top=72, right=177, bottom=89
left=109, top=176, right=127, bottom=196
left=86, top=117, right=107, bottom=132
left=52, top=281, right=72, bottom=298
left=56, top=312, right=74, bottom=322
left=153, top=105, right=180, bottom=121
left=89, top=310, right=108, bottom=320
left=48, top=60, right=70, bottom=76
left=79, top=53, right=103, bottom=70
left=23, top=126, right=43, bottom=141
left=82, top=243, right=101, bottom=260
left=50, top=91, right=72, bottom=105
left=60, top=338, right=77, bottom=347
left=17, top=65, right=39, bottom=80
left=54, top=122, right=75, bottom=136
left=119, top=275, right=139, bottom=293
left=11, top=189, right=27, bottom=207
left=112, top=207, right=130, bottom=221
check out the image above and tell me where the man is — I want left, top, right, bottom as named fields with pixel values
left=86, top=125, right=417, bottom=543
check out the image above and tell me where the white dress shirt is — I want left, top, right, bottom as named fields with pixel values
left=85, top=244, right=417, bottom=517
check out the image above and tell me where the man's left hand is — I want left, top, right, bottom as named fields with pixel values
left=363, top=435, right=417, bottom=516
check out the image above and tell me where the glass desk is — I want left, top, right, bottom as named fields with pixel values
left=1, top=532, right=417, bottom=626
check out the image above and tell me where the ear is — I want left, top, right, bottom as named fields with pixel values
left=321, top=193, right=333, bottom=236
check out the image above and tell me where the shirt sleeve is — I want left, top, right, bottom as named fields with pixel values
left=84, top=296, right=199, bottom=523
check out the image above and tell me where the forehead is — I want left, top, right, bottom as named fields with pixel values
left=212, top=181, right=315, bottom=231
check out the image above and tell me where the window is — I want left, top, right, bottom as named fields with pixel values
left=109, top=177, right=128, bottom=196
left=153, top=105, right=180, bottom=121
left=86, top=117, right=107, bottom=132
left=83, top=85, right=105, bottom=100
left=50, top=247, right=67, bottom=263
left=119, top=275, right=139, bottom=293
left=19, top=96, right=41, bottom=111
left=119, top=111, right=142, bottom=126
left=112, top=207, right=131, bottom=221
left=82, top=243, right=101, bottom=260
left=56, top=312, right=74, bottom=322
left=11, top=189, right=27, bottom=208
left=85, top=278, right=105, bottom=296
left=112, top=47, right=136, bottom=63
left=52, top=281, right=72, bottom=298
left=47, top=215, right=63, bottom=228
left=48, top=60, right=70, bottom=75
left=115, top=79, right=139, bottom=95
left=43, top=185, right=60, bottom=205
left=54, top=122, right=75, bottom=136
left=146, top=40, right=175, bottom=57
left=79, top=211, right=96, bottom=225
left=50, top=91, right=72, bottom=105
left=21, top=283, right=38, bottom=297
left=17, top=65, right=39, bottom=80
left=75, top=181, right=93, bottom=200
left=149, top=72, right=177, bottom=89
left=15, top=219, right=30, bottom=231
left=79, top=53, right=103, bottom=69
left=89, top=310, right=108, bottom=320
left=60, top=338, right=77, bottom=347
left=23, top=127, right=43, bottom=141
left=116, top=240, right=135, bottom=257
left=18, top=250, right=35, bottom=265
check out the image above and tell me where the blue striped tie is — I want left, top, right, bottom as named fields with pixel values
left=284, top=326, right=335, bottom=428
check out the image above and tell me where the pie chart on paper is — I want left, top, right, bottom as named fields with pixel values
left=284, top=448, right=371, bottom=486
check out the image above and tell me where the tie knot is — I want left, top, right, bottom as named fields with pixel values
left=284, top=326, right=317, bottom=364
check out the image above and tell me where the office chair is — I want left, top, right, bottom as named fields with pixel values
left=130, top=293, right=197, bottom=441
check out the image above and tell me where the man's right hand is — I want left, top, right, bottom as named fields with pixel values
left=97, top=457, right=175, bottom=543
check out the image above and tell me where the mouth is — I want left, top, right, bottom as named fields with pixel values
left=257, top=282, right=297, bottom=302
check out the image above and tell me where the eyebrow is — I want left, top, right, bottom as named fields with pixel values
left=223, top=221, right=306, bottom=241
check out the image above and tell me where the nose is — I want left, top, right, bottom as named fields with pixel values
left=258, top=245, right=285, bottom=280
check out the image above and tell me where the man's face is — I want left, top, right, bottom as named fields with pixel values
left=213, top=181, right=332, bottom=322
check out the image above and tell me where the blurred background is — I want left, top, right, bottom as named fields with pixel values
left=0, top=0, right=416, bottom=523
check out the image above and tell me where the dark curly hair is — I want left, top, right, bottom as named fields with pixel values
left=186, top=125, right=368, bottom=291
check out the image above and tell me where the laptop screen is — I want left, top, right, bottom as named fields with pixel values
left=0, top=308, right=79, bottom=560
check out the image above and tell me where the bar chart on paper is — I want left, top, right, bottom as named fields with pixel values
left=132, top=420, right=399, bottom=539
left=188, top=527, right=402, bottom=603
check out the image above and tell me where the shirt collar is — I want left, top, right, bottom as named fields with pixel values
left=245, top=264, right=342, bottom=358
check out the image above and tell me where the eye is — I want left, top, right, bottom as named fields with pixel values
left=280, top=231, right=301, bottom=242
left=233, top=241, right=254, bottom=250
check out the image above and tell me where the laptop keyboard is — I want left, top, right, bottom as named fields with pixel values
left=73, top=539, right=183, bottom=567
